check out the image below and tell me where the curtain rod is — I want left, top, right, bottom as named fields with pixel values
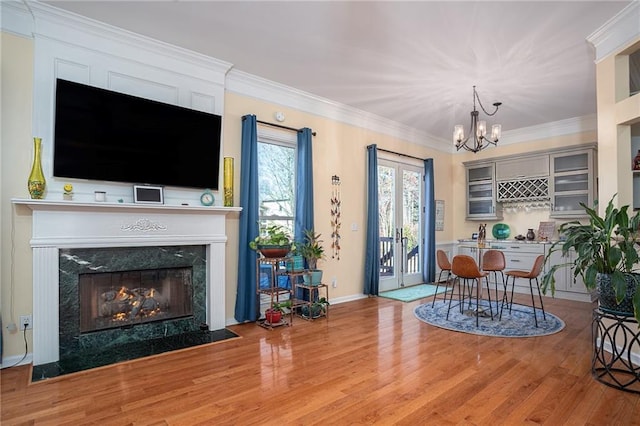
left=257, top=119, right=317, bottom=136
left=375, top=147, right=425, bottom=162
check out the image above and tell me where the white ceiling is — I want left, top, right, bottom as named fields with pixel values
left=42, top=1, right=631, bottom=148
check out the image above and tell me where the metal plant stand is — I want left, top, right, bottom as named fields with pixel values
left=592, top=309, right=640, bottom=394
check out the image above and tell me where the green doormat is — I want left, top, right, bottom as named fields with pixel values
left=379, top=284, right=447, bottom=302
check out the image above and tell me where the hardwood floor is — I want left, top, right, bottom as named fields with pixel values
left=2, top=294, right=640, bottom=425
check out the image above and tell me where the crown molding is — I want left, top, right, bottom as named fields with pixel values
left=500, top=115, right=597, bottom=145
left=587, top=1, right=640, bottom=62
left=2, top=1, right=233, bottom=83
left=1, top=1, right=35, bottom=38
left=226, top=69, right=449, bottom=152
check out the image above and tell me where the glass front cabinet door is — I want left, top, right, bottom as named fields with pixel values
left=466, top=163, right=502, bottom=220
left=550, top=148, right=596, bottom=218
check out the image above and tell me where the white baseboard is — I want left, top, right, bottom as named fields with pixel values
left=597, top=338, right=640, bottom=368
left=1, top=353, right=33, bottom=369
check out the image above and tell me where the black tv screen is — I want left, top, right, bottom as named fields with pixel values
left=53, top=79, right=222, bottom=190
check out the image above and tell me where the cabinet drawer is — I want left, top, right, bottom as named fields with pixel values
left=504, top=252, right=539, bottom=271
left=491, top=243, right=545, bottom=254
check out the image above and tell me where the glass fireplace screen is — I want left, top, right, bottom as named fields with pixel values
left=78, top=267, right=193, bottom=333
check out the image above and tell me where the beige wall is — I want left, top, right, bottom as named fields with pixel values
left=596, top=38, right=640, bottom=210
left=221, top=93, right=454, bottom=319
left=1, top=32, right=35, bottom=359
left=0, top=32, right=456, bottom=359
left=0, top=27, right=608, bottom=360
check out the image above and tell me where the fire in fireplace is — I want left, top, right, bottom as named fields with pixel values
left=78, top=267, right=193, bottom=333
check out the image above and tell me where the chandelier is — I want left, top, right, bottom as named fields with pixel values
left=454, top=86, right=502, bottom=153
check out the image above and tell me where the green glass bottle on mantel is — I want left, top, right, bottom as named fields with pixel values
left=27, top=137, right=46, bottom=199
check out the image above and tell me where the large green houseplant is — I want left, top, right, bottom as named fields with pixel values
left=542, top=195, right=640, bottom=324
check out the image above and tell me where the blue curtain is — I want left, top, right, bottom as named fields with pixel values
left=295, top=128, right=314, bottom=240
left=364, top=145, right=380, bottom=295
left=234, top=115, right=260, bottom=322
left=423, top=159, right=436, bottom=283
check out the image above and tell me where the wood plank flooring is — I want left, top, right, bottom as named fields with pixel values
left=2, top=294, right=640, bottom=425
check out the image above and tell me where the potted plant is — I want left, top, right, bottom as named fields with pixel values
left=541, top=195, right=640, bottom=324
left=265, top=300, right=291, bottom=324
left=301, top=297, right=329, bottom=319
left=249, top=224, right=294, bottom=258
left=299, top=229, right=325, bottom=285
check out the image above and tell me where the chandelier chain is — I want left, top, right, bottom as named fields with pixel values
left=474, top=88, right=499, bottom=117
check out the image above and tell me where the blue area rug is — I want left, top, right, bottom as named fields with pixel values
left=379, top=284, right=446, bottom=302
left=414, top=299, right=565, bottom=337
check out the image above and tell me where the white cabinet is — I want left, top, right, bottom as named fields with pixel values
left=493, top=242, right=545, bottom=293
left=454, top=241, right=593, bottom=302
left=550, top=148, right=597, bottom=218
left=496, top=155, right=549, bottom=181
left=544, top=248, right=592, bottom=300
left=465, top=163, right=502, bottom=221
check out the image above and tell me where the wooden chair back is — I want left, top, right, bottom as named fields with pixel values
left=436, top=249, right=452, bottom=271
left=451, top=255, right=483, bottom=279
left=482, top=250, right=505, bottom=272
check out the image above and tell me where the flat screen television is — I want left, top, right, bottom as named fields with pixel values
left=53, top=79, right=222, bottom=190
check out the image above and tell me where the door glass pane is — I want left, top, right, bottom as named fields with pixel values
left=554, top=194, right=588, bottom=212
left=469, top=200, right=493, bottom=215
left=378, top=165, right=395, bottom=277
left=403, top=169, right=421, bottom=274
left=554, top=154, right=588, bottom=173
left=469, top=182, right=493, bottom=198
left=468, top=166, right=492, bottom=181
left=554, top=173, right=588, bottom=192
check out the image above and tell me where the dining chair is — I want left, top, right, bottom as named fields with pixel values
left=449, top=254, right=493, bottom=326
left=432, top=250, right=454, bottom=307
left=482, top=249, right=506, bottom=306
left=501, top=254, right=547, bottom=327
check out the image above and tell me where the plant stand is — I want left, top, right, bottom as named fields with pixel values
left=294, top=281, right=329, bottom=321
left=592, top=309, right=640, bottom=394
left=256, top=256, right=293, bottom=329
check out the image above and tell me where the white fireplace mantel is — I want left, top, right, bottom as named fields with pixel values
left=13, top=199, right=241, bottom=365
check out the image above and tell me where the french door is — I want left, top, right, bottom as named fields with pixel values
left=378, top=159, right=423, bottom=291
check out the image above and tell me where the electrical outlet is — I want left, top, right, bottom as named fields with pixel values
left=332, top=277, right=337, bottom=288
left=19, top=314, right=32, bottom=330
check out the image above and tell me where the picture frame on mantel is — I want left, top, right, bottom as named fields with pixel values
left=133, top=184, right=164, bottom=204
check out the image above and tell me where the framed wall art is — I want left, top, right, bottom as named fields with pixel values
left=435, top=200, right=445, bottom=231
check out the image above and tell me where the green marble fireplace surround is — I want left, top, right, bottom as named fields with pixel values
left=58, top=245, right=207, bottom=360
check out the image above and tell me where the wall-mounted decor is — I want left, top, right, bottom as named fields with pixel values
left=331, top=175, right=341, bottom=260
left=435, top=200, right=444, bottom=231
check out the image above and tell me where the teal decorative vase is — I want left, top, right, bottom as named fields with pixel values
left=27, top=137, right=46, bottom=199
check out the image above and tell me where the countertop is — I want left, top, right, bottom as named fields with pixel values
left=457, top=239, right=555, bottom=245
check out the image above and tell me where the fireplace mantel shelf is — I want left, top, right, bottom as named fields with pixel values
left=12, top=198, right=242, bottom=214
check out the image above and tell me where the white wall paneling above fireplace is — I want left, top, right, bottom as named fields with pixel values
left=13, top=199, right=240, bottom=366
left=24, top=1, right=232, bottom=205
